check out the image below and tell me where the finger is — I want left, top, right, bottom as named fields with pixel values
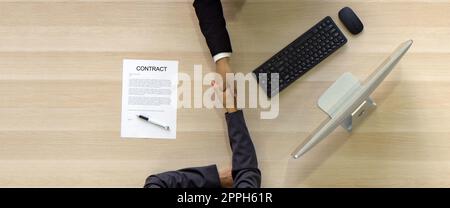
left=213, top=82, right=224, bottom=104
left=222, top=87, right=235, bottom=109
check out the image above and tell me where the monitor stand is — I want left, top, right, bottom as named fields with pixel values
left=317, top=72, right=377, bottom=132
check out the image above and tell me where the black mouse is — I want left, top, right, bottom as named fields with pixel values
left=338, top=7, right=364, bottom=35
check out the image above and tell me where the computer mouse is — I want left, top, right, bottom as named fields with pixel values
left=338, top=7, right=364, bottom=35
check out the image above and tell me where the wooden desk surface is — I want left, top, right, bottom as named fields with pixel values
left=1, top=0, right=450, bottom=187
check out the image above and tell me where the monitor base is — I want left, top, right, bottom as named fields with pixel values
left=318, top=72, right=377, bottom=132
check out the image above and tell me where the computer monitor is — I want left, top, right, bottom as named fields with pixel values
left=292, top=40, right=413, bottom=159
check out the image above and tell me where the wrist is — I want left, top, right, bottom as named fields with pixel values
left=226, top=107, right=238, bottom=113
left=215, top=57, right=230, bottom=68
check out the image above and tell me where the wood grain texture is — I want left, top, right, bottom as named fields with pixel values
left=1, top=0, right=450, bottom=187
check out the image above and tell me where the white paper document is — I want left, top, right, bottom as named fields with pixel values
left=121, top=59, right=178, bottom=139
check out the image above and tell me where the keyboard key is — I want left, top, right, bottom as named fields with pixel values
left=326, top=25, right=334, bottom=31
left=275, top=60, right=284, bottom=67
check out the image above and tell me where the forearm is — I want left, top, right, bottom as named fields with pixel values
left=193, top=0, right=233, bottom=89
left=193, top=0, right=232, bottom=57
left=225, top=111, right=261, bottom=188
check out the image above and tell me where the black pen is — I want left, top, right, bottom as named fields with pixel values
left=137, top=115, right=170, bottom=131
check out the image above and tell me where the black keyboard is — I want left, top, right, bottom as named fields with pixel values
left=253, top=16, right=347, bottom=98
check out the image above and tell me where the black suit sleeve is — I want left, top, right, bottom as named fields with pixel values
left=144, top=165, right=221, bottom=188
left=226, top=110, right=261, bottom=188
left=193, top=0, right=232, bottom=57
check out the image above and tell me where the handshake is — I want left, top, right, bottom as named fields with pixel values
left=211, top=58, right=238, bottom=114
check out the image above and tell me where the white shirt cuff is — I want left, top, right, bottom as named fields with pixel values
left=213, top=52, right=232, bottom=63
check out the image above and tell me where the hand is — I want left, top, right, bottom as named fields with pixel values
left=219, top=167, right=233, bottom=188
left=212, top=80, right=237, bottom=113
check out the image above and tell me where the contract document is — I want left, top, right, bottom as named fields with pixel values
left=121, top=59, right=178, bottom=139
